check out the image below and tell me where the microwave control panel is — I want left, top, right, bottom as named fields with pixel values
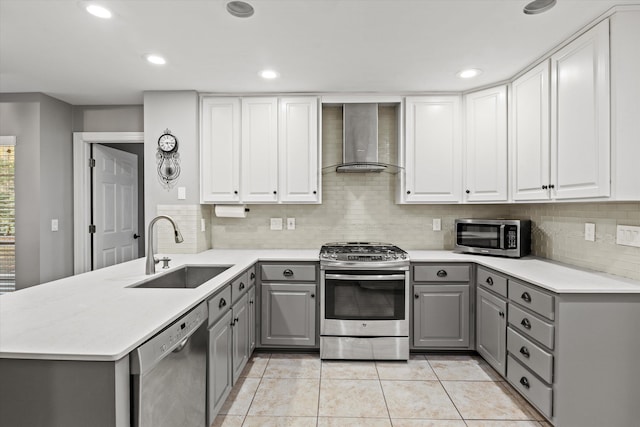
left=505, top=225, right=518, bottom=249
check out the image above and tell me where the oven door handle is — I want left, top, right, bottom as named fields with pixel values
left=325, top=273, right=406, bottom=281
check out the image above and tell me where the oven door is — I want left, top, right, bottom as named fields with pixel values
left=321, top=270, right=409, bottom=336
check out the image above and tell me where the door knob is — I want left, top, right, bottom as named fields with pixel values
left=133, top=233, right=140, bottom=239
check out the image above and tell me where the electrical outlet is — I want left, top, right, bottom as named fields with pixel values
left=201, top=218, right=206, bottom=232
left=270, top=218, right=283, bottom=231
left=51, top=219, right=59, bottom=232
left=433, top=218, right=441, bottom=231
left=585, top=223, right=595, bottom=242
left=287, top=218, right=296, bottom=230
left=616, top=225, right=640, bottom=248
left=177, top=187, right=186, bottom=200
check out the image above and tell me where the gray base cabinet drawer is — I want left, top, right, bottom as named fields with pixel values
left=509, top=280, right=555, bottom=320
left=231, top=271, right=249, bottom=304
left=261, top=265, right=317, bottom=282
left=509, top=304, right=555, bottom=350
left=507, top=355, right=553, bottom=418
left=477, top=266, right=508, bottom=298
left=413, top=265, right=470, bottom=282
left=208, top=286, right=232, bottom=326
left=507, top=327, right=553, bottom=383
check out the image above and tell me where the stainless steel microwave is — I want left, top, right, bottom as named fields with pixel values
left=455, top=219, right=531, bottom=258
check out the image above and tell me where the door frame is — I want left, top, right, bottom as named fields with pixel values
left=73, top=132, right=144, bottom=274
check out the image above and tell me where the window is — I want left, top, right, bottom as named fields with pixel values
left=0, top=139, right=15, bottom=293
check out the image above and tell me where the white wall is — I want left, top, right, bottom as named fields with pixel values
left=72, top=105, right=143, bottom=132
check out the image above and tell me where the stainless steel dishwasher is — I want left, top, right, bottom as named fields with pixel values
left=130, top=302, right=208, bottom=427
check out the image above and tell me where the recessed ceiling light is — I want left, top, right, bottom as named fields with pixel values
left=85, top=4, right=112, bottom=19
left=523, top=0, right=557, bottom=15
left=259, top=69, right=279, bottom=79
left=456, top=69, right=483, bottom=79
left=227, top=1, right=254, bottom=18
left=145, top=54, right=167, bottom=65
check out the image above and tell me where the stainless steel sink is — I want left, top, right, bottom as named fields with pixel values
left=131, top=265, right=231, bottom=289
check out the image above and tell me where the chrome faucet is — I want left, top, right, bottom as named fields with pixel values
left=146, top=215, right=184, bottom=274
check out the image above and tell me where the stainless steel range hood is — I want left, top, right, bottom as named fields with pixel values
left=336, top=103, right=387, bottom=173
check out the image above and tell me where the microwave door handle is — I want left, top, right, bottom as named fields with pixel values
left=499, top=224, right=506, bottom=249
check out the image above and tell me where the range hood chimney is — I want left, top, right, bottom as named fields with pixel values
left=336, top=103, right=386, bottom=173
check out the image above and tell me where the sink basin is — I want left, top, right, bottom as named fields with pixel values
left=131, top=265, right=231, bottom=289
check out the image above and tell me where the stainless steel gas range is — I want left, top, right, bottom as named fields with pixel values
left=319, top=242, right=410, bottom=360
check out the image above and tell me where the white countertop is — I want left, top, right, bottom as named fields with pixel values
left=1, top=249, right=638, bottom=362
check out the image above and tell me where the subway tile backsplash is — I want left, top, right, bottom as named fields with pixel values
left=208, top=105, right=640, bottom=281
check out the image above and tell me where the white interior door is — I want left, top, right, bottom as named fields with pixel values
left=92, top=145, right=138, bottom=270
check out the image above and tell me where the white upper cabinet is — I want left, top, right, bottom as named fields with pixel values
left=200, top=96, right=320, bottom=204
left=241, top=97, right=279, bottom=203
left=464, top=85, right=508, bottom=202
left=201, top=97, right=241, bottom=203
left=279, top=97, right=320, bottom=203
left=550, top=19, right=610, bottom=200
left=404, top=96, right=462, bottom=203
left=511, top=60, right=551, bottom=201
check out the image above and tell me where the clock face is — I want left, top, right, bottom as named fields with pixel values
left=158, top=134, right=177, bottom=152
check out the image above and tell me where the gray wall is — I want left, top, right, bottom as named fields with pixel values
left=72, top=105, right=143, bottom=132
left=0, top=93, right=73, bottom=288
left=143, top=91, right=199, bottom=228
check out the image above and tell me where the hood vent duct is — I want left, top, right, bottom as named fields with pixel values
left=335, top=103, right=387, bottom=173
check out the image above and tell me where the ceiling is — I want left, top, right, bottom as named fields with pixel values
left=1, top=0, right=637, bottom=105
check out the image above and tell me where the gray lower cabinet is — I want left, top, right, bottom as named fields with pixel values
left=261, top=283, right=316, bottom=346
left=413, top=284, right=470, bottom=348
left=476, top=287, right=507, bottom=375
left=207, top=310, right=233, bottom=426
left=231, top=292, right=250, bottom=383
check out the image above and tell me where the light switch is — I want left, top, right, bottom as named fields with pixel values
left=177, top=187, right=186, bottom=200
left=51, top=219, right=59, bottom=232
left=616, top=225, right=640, bottom=248
left=201, top=218, right=206, bottom=232
left=270, top=218, right=283, bottom=231
left=585, top=223, right=595, bottom=242
left=433, top=218, right=441, bottom=232
left=287, top=218, right=296, bottom=230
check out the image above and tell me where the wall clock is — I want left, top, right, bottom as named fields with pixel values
left=156, top=128, right=181, bottom=189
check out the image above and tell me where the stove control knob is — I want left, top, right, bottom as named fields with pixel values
left=400, top=254, right=406, bottom=259
left=393, top=254, right=398, bottom=259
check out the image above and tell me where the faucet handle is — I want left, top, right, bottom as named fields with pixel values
left=160, top=257, right=171, bottom=269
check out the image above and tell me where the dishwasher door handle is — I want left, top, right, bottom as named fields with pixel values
left=172, top=337, right=190, bottom=353
left=325, top=274, right=406, bottom=281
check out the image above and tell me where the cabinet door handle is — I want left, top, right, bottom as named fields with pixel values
left=465, top=189, right=470, bottom=194
left=273, top=190, right=277, bottom=195
left=519, top=376, right=530, bottom=389
left=486, top=277, right=494, bottom=286
left=310, top=293, right=315, bottom=298
left=521, top=292, right=532, bottom=303
left=283, top=269, right=294, bottom=277
left=414, top=294, right=419, bottom=299
left=521, top=318, right=532, bottom=329
left=218, top=297, right=227, bottom=309
left=520, top=346, right=530, bottom=358
left=313, top=190, right=317, bottom=194
left=406, top=190, right=411, bottom=195
left=239, top=282, right=245, bottom=290
left=249, top=299, right=254, bottom=304
left=234, top=190, right=238, bottom=195
left=549, top=184, right=555, bottom=189
left=498, top=311, right=505, bottom=318
left=234, top=317, right=239, bottom=324
left=542, top=185, right=548, bottom=190
left=436, top=269, right=447, bottom=278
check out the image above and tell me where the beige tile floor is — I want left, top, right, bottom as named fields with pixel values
left=212, top=353, right=550, bottom=427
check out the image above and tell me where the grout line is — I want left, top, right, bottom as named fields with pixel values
left=373, top=360, right=394, bottom=426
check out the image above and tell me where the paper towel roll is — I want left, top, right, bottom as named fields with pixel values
left=214, top=205, right=248, bottom=218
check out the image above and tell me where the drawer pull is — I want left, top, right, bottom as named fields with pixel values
left=521, top=292, right=532, bottom=303
left=218, top=298, right=227, bottom=309
left=283, top=269, right=294, bottom=277
left=499, top=311, right=505, bottom=318
left=519, top=346, right=530, bottom=358
left=436, top=269, right=448, bottom=278
left=486, top=277, right=494, bottom=286
left=519, top=376, right=530, bottom=389
left=521, top=318, right=532, bottom=329
left=239, top=282, right=245, bottom=291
